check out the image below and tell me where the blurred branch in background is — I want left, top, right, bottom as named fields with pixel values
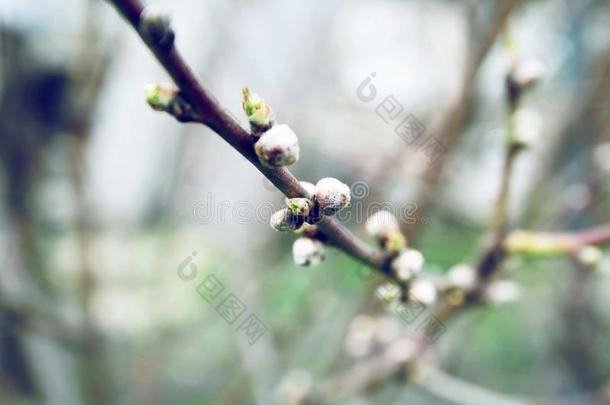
left=0, top=0, right=115, bottom=401
left=0, top=24, right=64, bottom=400
left=66, top=0, right=115, bottom=402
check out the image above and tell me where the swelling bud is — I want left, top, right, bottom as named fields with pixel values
left=287, top=198, right=313, bottom=217
left=391, top=249, right=424, bottom=281
left=242, top=87, right=274, bottom=136
left=270, top=208, right=302, bottom=232
left=314, top=177, right=351, bottom=215
left=365, top=210, right=399, bottom=238
left=255, top=124, right=300, bottom=167
left=292, top=237, right=325, bottom=266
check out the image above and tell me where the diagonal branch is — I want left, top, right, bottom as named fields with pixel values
left=105, top=0, right=389, bottom=273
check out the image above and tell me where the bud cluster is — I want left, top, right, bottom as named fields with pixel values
left=269, top=178, right=352, bottom=267
left=365, top=210, right=435, bottom=306
left=241, top=87, right=300, bottom=168
left=365, top=210, right=406, bottom=254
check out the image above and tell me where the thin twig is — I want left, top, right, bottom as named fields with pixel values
left=105, top=0, right=390, bottom=275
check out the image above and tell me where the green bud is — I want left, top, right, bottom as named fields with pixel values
left=144, top=83, right=197, bottom=122
left=242, top=87, right=274, bottom=135
left=144, top=83, right=177, bottom=111
left=287, top=198, right=313, bottom=216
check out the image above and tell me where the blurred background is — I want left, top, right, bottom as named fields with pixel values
left=1, top=0, right=610, bottom=404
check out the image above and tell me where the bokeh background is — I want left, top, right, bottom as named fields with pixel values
left=1, top=0, right=610, bottom=404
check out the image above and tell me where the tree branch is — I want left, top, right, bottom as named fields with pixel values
left=105, top=0, right=389, bottom=273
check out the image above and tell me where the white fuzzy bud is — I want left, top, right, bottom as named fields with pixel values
left=447, top=264, right=476, bottom=290
left=577, top=245, right=603, bottom=268
left=511, top=59, right=545, bottom=89
left=391, top=249, right=424, bottom=281
left=292, top=237, right=325, bottom=266
left=365, top=210, right=399, bottom=238
left=485, top=280, right=521, bottom=305
left=410, top=279, right=437, bottom=306
left=270, top=208, right=301, bottom=232
left=254, top=124, right=299, bottom=167
left=314, top=177, right=351, bottom=215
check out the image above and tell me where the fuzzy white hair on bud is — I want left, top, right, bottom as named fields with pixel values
left=365, top=210, right=399, bottom=238
left=270, top=208, right=301, bottom=232
left=391, top=249, right=424, bottom=281
left=447, top=264, right=476, bottom=290
left=292, top=237, right=325, bottom=266
left=577, top=245, right=603, bottom=268
left=314, top=177, right=351, bottom=215
left=485, top=280, right=521, bottom=305
left=511, top=59, right=545, bottom=89
left=255, top=124, right=300, bottom=167
left=410, top=279, right=437, bottom=306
